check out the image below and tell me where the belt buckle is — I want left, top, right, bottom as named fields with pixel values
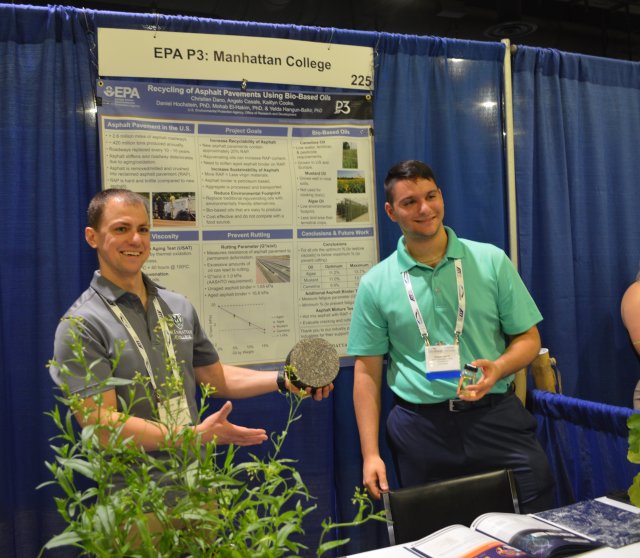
left=448, top=399, right=461, bottom=412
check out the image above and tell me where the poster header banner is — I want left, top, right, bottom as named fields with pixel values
left=97, top=79, right=373, bottom=121
left=97, top=28, right=374, bottom=90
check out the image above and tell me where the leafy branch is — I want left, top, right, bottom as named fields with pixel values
left=42, top=317, right=385, bottom=557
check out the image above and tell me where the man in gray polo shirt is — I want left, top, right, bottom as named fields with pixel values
left=51, top=189, right=332, bottom=454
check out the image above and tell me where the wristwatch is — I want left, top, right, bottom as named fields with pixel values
left=276, top=368, right=288, bottom=394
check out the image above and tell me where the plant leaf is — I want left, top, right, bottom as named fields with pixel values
left=43, top=530, right=82, bottom=549
left=317, top=538, right=351, bottom=556
left=629, top=472, right=640, bottom=507
left=57, top=457, right=96, bottom=479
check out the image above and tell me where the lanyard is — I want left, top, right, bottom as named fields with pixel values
left=402, top=259, right=465, bottom=346
left=97, top=292, right=179, bottom=392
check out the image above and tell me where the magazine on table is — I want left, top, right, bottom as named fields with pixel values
left=406, top=512, right=602, bottom=558
left=532, top=497, right=640, bottom=549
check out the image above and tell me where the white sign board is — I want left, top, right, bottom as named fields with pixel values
left=97, top=28, right=374, bottom=90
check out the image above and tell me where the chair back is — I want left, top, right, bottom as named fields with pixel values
left=382, top=468, right=519, bottom=545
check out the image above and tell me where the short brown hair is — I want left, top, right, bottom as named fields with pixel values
left=87, top=189, right=149, bottom=229
left=384, top=160, right=437, bottom=204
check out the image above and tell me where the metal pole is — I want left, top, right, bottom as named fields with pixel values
left=501, top=38, right=518, bottom=268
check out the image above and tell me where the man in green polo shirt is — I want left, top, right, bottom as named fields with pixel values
left=347, top=160, right=554, bottom=513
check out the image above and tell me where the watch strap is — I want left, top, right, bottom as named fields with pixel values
left=276, top=368, right=288, bottom=393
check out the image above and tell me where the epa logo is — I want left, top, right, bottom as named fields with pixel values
left=334, top=100, right=351, bottom=115
left=103, top=86, right=140, bottom=99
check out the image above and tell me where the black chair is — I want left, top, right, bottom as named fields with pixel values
left=381, top=469, right=520, bottom=545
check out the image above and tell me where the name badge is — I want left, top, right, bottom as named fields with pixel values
left=158, top=392, right=192, bottom=426
left=425, top=344, right=461, bottom=380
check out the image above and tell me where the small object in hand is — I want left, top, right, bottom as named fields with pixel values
left=458, top=363, right=478, bottom=396
left=285, top=337, right=340, bottom=390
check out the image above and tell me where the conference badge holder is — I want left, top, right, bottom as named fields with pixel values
left=158, top=392, right=192, bottom=426
left=403, top=259, right=466, bottom=383
left=425, top=343, right=461, bottom=380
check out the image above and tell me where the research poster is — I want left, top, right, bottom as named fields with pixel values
left=97, top=80, right=378, bottom=365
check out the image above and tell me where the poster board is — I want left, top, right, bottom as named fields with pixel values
left=97, top=79, right=378, bottom=365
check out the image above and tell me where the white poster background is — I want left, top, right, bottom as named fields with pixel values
left=97, top=80, right=378, bottom=366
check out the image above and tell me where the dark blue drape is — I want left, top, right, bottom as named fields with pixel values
left=513, top=46, right=640, bottom=407
left=531, top=390, right=640, bottom=507
left=0, top=5, right=98, bottom=557
left=0, top=5, right=507, bottom=556
left=372, top=35, right=508, bottom=258
left=3, top=4, right=640, bottom=558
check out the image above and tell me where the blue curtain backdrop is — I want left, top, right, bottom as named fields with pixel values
left=0, top=5, right=507, bottom=556
left=513, top=47, right=640, bottom=407
left=371, top=35, right=508, bottom=257
left=530, top=390, right=640, bottom=508
left=2, top=4, right=639, bottom=558
left=0, top=5, right=99, bottom=558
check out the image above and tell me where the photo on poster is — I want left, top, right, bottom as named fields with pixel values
left=336, top=197, right=369, bottom=223
left=342, top=141, right=358, bottom=169
left=152, top=192, right=197, bottom=227
left=256, top=255, right=291, bottom=284
left=337, top=169, right=365, bottom=193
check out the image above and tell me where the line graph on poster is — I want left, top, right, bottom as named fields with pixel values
left=207, top=303, right=293, bottom=363
left=215, top=304, right=267, bottom=334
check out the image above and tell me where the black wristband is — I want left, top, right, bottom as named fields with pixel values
left=276, top=368, right=288, bottom=394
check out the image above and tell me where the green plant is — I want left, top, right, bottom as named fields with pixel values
left=41, top=318, right=386, bottom=557
left=627, top=414, right=640, bottom=506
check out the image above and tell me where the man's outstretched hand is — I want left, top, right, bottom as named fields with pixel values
left=195, top=401, right=268, bottom=446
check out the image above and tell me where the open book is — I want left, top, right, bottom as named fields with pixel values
left=406, top=512, right=603, bottom=558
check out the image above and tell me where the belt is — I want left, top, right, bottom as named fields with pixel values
left=395, top=391, right=512, bottom=413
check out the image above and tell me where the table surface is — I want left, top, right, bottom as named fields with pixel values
left=346, top=541, right=640, bottom=557
left=346, top=497, right=640, bottom=558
